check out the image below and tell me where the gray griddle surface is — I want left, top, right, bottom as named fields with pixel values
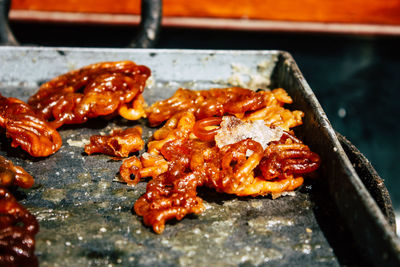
left=0, top=48, right=344, bottom=266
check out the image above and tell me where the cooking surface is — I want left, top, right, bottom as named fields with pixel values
left=8, top=25, right=400, bottom=216
left=4, top=140, right=336, bottom=266
left=0, top=48, right=343, bottom=266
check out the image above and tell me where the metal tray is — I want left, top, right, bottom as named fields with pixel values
left=0, top=47, right=399, bottom=266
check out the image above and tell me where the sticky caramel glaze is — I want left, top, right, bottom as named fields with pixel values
left=133, top=132, right=320, bottom=233
left=120, top=153, right=169, bottom=186
left=127, top=86, right=318, bottom=233
left=146, top=87, right=269, bottom=126
left=146, top=88, right=303, bottom=131
left=0, top=156, right=34, bottom=189
left=134, top=139, right=207, bottom=234
left=0, top=157, right=39, bottom=265
left=147, top=112, right=196, bottom=155
left=192, top=117, right=222, bottom=141
left=0, top=94, right=62, bottom=157
left=28, top=61, right=151, bottom=128
left=85, top=126, right=144, bottom=158
left=259, top=133, right=321, bottom=180
left=0, top=187, right=39, bottom=267
left=260, top=143, right=321, bottom=180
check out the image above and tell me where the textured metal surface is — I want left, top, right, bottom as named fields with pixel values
left=336, top=132, right=396, bottom=232
left=271, top=52, right=400, bottom=266
left=0, top=47, right=398, bottom=266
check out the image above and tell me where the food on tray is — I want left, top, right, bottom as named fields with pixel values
left=85, top=126, right=144, bottom=157
left=0, top=94, right=62, bottom=157
left=146, top=87, right=304, bottom=130
left=0, top=156, right=35, bottom=188
left=121, top=87, right=320, bottom=233
left=120, top=153, right=168, bottom=186
left=0, top=58, right=324, bottom=260
left=0, top=187, right=39, bottom=267
left=28, top=61, right=151, bottom=128
left=0, top=157, right=39, bottom=266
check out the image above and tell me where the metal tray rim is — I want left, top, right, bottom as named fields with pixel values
left=0, top=47, right=399, bottom=265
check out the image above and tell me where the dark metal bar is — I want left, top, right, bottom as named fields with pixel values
left=0, top=0, right=18, bottom=45
left=128, top=0, right=162, bottom=48
left=0, top=0, right=162, bottom=48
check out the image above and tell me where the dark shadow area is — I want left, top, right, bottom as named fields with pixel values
left=11, top=22, right=137, bottom=48
left=306, top=178, right=364, bottom=266
left=0, top=134, right=45, bottom=162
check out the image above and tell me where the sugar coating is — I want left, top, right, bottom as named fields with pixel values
left=215, top=116, right=283, bottom=150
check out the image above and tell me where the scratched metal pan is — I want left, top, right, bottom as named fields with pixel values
left=0, top=47, right=399, bottom=266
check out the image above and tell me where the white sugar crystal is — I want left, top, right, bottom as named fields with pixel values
left=141, top=152, right=151, bottom=159
left=67, top=138, right=89, bottom=147
left=215, top=116, right=283, bottom=150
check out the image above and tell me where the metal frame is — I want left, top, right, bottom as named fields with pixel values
left=0, top=46, right=398, bottom=266
left=0, top=0, right=162, bottom=47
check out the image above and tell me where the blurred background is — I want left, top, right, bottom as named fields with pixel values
left=6, top=0, right=400, bottom=231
